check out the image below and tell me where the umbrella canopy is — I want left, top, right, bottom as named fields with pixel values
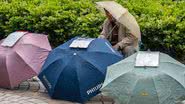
left=96, top=1, right=141, bottom=40
left=101, top=51, right=185, bottom=104
left=0, top=32, right=51, bottom=88
left=38, top=37, right=123, bottom=103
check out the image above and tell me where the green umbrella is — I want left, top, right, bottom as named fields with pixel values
left=101, top=51, right=185, bottom=104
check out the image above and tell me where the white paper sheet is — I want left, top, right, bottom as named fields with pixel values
left=69, top=38, right=94, bottom=48
left=135, top=51, right=159, bottom=67
left=1, top=32, right=28, bottom=47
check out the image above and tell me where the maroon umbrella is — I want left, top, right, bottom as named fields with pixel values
left=0, top=31, right=51, bottom=88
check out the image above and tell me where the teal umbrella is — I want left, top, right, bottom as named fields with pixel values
left=101, top=51, right=185, bottom=104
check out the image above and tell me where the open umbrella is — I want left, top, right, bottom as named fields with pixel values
left=38, top=37, right=123, bottom=103
left=101, top=51, right=185, bottom=104
left=0, top=31, right=51, bottom=88
left=96, top=1, right=141, bottom=40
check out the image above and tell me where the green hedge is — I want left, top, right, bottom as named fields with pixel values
left=0, top=0, right=184, bottom=62
left=117, top=0, right=185, bottom=62
left=0, top=0, right=104, bottom=46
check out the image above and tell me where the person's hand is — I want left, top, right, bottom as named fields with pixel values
left=113, top=44, right=120, bottom=50
left=98, top=35, right=105, bottom=39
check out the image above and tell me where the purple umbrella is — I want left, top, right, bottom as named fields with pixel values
left=0, top=32, right=51, bottom=88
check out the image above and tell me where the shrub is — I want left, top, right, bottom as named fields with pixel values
left=0, top=0, right=104, bottom=46
left=117, top=0, right=185, bottom=61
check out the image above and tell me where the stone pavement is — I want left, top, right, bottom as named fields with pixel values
left=0, top=88, right=114, bottom=104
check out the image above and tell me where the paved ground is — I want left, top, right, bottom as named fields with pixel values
left=0, top=88, right=114, bottom=104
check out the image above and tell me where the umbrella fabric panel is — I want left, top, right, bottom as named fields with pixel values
left=159, top=63, right=185, bottom=88
left=86, top=38, right=121, bottom=56
left=15, top=44, right=50, bottom=74
left=39, top=54, right=73, bottom=96
left=40, top=49, right=71, bottom=71
left=75, top=55, right=105, bottom=101
left=101, top=72, right=138, bottom=104
left=6, top=52, right=36, bottom=88
left=153, top=72, right=185, bottom=104
left=53, top=62, right=81, bottom=102
left=19, top=33, right=51, bottom=50
left=79, top=52, right=123, bottom=75
left=52, top=54, right=105, bottom=102
left=102, top=62, right=134, bottom=88
left=96, top=1, right=127, bottom=20
left=0, top=55, right=10, bottom=87
left=128, top=76, right=159, bottom=104
left=159, top=53, right=185, bottom=68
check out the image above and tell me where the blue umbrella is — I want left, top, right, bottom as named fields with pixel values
left=38, top=37, right=123, bottom=103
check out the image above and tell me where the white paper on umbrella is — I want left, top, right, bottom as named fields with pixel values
left=135, top=51, right=159, bottom=67
left=69, top=38, right=94, bottom=48
left=1, top=32, right=28, bottom=47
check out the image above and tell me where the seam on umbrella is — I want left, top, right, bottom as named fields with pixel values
left=88, top=51, right=122, bottom=58
left=75, top=54, right=104, bottom=102
left=152, top=76, right=160, bottom=104
left=152, top=74, right=173, bottom=104
left=78, top=52, right=105, bottom=76
left=41, top=49, right=72, bottom=70
left=107, top=62, right=134, bottom=69
left=14, top=51, right=37, bottom=74
left=51, top=55, right=76, bottom=97
left=15, top=44, right=51, bottom=72
left=76, top=54, right=105, bottom=87
left=126, top=78, right=139, bottom=104
left=7, top=51, right=36, bottom=87
left=102, top=66, right=133, bottom=88
left=4, top=55, right=11, bottom=88
left=74, top=56, right=84, bottom=102
left=102, top=69, right=132, bottom=90
left=158, top=71, right=185, bottom=101
left=159, top=68, right=185, bottom=88
left=20, top=43, right=51, bottom=51
left=161, top=62, right=185, bottom=69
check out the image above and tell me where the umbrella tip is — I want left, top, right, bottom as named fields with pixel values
left=73, top=53, right=77, bottom=55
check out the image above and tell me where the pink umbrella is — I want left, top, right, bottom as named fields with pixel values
left=0, top=31, right=51, bottom=88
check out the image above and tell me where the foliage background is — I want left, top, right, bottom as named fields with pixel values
left=0, top=0, right=184, bottom=62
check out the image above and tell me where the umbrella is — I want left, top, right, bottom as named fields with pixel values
left=101, top=51, right=185, bottom=104
left=38, top=37, right=123, bottom=103
left=96, top=1, right=141, bottom=40
left=0, top=31, right=51, bottom=88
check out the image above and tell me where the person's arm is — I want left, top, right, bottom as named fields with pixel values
left=98, top=19, right=109, bottom=39
left=113, top=27, right=137, bottom=50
